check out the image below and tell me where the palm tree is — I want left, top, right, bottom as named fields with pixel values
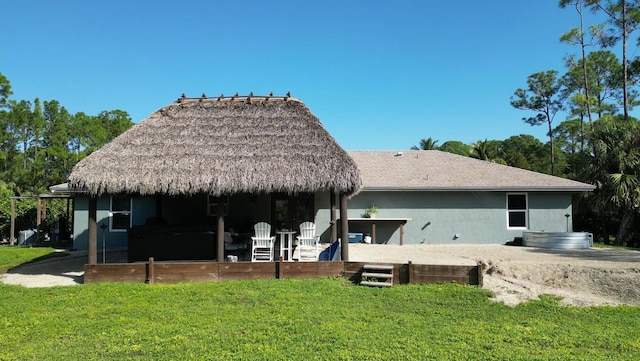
left=582, top=117, right=640, bottom=245
left=470, top=139, right=492, bottom=160
left=411, top=137, right=439, bottom=150
left=470, top=139, right=507, bottom=164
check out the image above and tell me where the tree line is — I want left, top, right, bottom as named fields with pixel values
left=413, top=1, right=640, bottom=247
left=0, top=73, right=134, bottom=240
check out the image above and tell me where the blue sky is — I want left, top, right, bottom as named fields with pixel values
left=0, top=1, right=613, bottom=150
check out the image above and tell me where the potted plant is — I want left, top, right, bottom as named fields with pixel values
left=363, top=204, right=379, bottom=218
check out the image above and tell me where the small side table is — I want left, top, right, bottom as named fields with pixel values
left=276, top=231, right=296, bottom=261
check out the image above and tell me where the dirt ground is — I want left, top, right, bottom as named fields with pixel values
left=2, top=244, right=639, bottom=307
left=349, top=244, right=640, bottom=306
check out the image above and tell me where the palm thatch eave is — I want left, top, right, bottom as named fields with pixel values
left=68, top=95, right=362, bottom=197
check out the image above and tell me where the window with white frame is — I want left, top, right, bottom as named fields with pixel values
left=110, top=195, right=131, bottom=231
left=506, top=193, right=528, bottom=229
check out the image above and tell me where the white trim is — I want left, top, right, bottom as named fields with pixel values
left=506, top=193, right=528, bottom=230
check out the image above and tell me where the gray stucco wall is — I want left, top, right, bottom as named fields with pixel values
left=73, top=190, right=574, bottom=250
left=73, top=196, right=127, bottom=251
left=313, top=192, right=332, bottom=243
left=317, top=190, right=573, bottom=245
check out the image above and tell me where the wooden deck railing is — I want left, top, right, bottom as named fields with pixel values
left=84, top=258, right=483, bottom=286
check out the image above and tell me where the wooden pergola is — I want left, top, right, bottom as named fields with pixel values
left=9, top=185, right=74, bottom=245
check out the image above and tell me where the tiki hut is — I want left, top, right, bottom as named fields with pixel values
left=68, top=93, right=362, bottom=264
left=69, top=94, right=361, bottom=196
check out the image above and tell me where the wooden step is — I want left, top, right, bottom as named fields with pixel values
left=362, top=272, right=393, bottom=279
left=361, top=264, right=394, bottom=287
left=360, top=280, right=393, bottom=287
left=363, top=264, right=394, bottom=271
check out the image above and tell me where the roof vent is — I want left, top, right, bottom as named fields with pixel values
left=395, top=151, right=404, bottom=157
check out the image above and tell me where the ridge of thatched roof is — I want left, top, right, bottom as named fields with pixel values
left=69, top=94, right=362, bottom=196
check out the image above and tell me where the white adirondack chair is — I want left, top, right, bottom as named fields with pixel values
left=251, top=222, right=275, bottom=262
left=296, top=221, right=319, bottom=261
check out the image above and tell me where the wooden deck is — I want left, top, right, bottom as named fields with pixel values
left=85, top=258, right=483, bottom=286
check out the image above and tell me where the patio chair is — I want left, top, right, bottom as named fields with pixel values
left=224, top=232, right=248, bottom=251
left=251, top=222, right=275, bottom=262
left=296, top=221, right=319, bottom=261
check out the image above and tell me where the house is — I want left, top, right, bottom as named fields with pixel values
left=67, top=94, right=362, bottom=263
left=343, top=150, right=595, bottom=245
left=67, top=94, right=595, bottom=265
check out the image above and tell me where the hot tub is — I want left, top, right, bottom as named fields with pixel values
left=522, top=231, right=593, bottom=249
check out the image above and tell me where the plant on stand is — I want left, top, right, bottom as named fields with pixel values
left=363, top=204, right=379, bottom=218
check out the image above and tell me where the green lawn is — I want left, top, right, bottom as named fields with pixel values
left=0, top=245, right=64, bottom=273
left=592, top=241, right=640, bottom=251
left=0, top=247, right=639, bottom=360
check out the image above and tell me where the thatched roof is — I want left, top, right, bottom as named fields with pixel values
left=69, top=94, right=362, bottom=196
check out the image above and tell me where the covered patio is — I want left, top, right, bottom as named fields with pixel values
left=67, top=93, right=362, bottom=265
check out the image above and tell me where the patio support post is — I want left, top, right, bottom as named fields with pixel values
left=40, top=199, right=47, bottom=243
left=36, top=198, right=42, bottom=244
left=330, top=190, right=337, bottom=243
left=88, top=196, right=98, bottom=265
left=41, top=199, right=47, bottom=222
left=216, top=197, right=225, bottom=262
left=10, top=198, right=15, bottom=245
left=339, top=192, right=349, bottom=261
left=69, top=198, right=75, bottom=245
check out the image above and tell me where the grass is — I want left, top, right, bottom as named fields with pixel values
left=592, top=241, right=640, bottom=251
left=591, top=236, right=640, bottom=251
left=1, top=248, right=639, bottom=360
left=0, top=245, right=65, bottom=273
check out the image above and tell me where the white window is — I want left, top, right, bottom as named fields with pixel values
left=110, top=195, right=131, bottom=231
left=207, top=195, right=229, bottom=216
left=506, top=193, right=528, bottom=229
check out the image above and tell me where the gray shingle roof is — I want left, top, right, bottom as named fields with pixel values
left=348, top=150, right=595, bottom=192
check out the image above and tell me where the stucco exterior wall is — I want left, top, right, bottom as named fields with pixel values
left=314, top=192, right=333, bottom=242
left=73, top=195, right=129, bottom=251
left=74, top=190, right=574, bottom=250
left=327, top=190, right=573, bottom=245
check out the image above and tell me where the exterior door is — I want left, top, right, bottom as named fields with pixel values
left=272, top=193, right=315, bottom=231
